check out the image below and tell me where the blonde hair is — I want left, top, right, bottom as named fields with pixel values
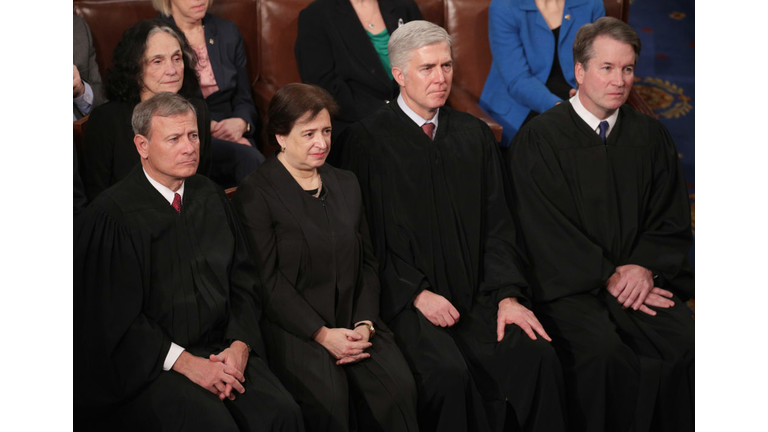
left=151, top=0, right=214, bottom=17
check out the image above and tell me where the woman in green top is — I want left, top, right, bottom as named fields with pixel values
left=295, top=0, right=422, bottom=144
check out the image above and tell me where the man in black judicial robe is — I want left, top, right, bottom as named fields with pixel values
left=73, top=92, right=303, bottom=432
left=507, top=17, right=695, bottom=432
left=336, top=21, right=567, bottom=432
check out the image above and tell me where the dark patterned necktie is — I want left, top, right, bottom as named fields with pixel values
left=598, top=121, right=609, bottom=143
left=421, top=122, right=435, bottom=140
left=172, top=193, right=181, bottom=213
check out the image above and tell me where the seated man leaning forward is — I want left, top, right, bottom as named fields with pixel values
left=74, top=92, right=304, bottom=432
left=507, top=17, right=695, bottom=432
left=336, top=20, right=567, bottom=432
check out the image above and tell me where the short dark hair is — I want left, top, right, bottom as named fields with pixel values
left=132, top=92, right=197, bottom=138
left=266, top=83, right=339, bottom=148
left=573, top=17, right=641, bottom=68
left=105, top=18, right=200, bottom=104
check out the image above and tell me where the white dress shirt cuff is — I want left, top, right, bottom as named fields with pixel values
left=163, top=342, right=186, bottom=371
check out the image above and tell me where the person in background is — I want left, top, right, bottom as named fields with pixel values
left=154, top=0, right=266, bottom=187
left=81, top=18, right=213, bottom=201
left=479, top=0, right=604, bottom=147
left=295, top=0, right=422, bottom=145
left=74, top=92, right=304, bottom=432
left=74, top=14, right=106, bottom=120
left=336, top=20, right=567, bottom=432
left=232, top=83, right=418, bottom=432
left=507, top=17, right=695, bottom=432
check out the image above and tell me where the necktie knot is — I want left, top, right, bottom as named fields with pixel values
left=172, top=193, right=181, bottom=213
left=421, top=122, right=435, bottom=140
left=598, top=121, right=609, bottom=143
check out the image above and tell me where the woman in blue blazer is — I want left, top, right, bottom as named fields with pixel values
left=479, top=0, right=604, bottom=147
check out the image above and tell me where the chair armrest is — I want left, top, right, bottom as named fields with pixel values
left=73, top=114, right=89, bottom=155
left=447, top=85, right=503, bottom=143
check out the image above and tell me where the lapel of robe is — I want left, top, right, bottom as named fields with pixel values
left=202, top=14, right=226, bottom=88
left=333, top=0, right=394, bottom=91
left=260, top=156, right=346, bottom=240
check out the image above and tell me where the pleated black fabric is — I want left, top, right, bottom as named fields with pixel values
left=337, top=102, right=567, bottom=432
left=508, top=102, right=695, bottom=432
left=233, top=157, right=419, bottom=432
left=74, top=166, right=303, bottom=431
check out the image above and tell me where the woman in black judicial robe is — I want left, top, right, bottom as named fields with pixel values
left=232, top=83, right=419, bottom=432
left=82, top=19, right=212, bottom=201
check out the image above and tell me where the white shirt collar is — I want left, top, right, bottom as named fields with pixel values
left=143, top=167, right=185, bottom=205
left=569, top=91, right=619, bottom=138
left=397, top=93, right=439, bottom=138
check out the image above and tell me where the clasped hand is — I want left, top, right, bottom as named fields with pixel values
left=173, top=341, right=250, bottom=401
left=211, top=118, right=248, bottom=143
left=314, top=326, right=372, bottom=365
left=605, top=264, right=675, bottom=316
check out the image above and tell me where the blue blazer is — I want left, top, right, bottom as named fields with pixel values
left=479, top=0, right=604, bottom=146
left=162, top=13, right=260, bottom=144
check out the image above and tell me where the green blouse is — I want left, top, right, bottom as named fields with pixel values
left=366, top=28, right=393, bottom=80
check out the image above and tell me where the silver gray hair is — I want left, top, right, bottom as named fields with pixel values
left=388, top=20, right=452, bottom=74
left=132, top=92, right=197, bottom=138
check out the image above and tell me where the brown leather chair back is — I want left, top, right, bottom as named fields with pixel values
left=443, top=0, right=491, bottom=101
left=603, top=0, right=629, bottom=22
left=415, top=0, right=445, bottom=27
left=257, top=0, right=312, bottom=90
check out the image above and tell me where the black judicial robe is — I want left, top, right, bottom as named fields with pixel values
left=232, top=157, right=418, bottom=432
left=337, top=102, right=567, bottom=432
left=508, top=102, right=694, bottom=432
left=74, top=166, right=265, bottom=408
left=508, top=102, right=694, bottom=303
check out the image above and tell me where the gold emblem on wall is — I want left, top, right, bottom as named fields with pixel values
left=633, top=77, right=693, bottom=119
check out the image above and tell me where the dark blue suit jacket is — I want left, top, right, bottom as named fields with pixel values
left=479, top=0, right=604, bottom=146
left=162, top=13, right=260, bottom=144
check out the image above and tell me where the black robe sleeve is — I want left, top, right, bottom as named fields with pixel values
left=220, top=195, right=267, bottom=357
left=625, top=123, right=694, bottom=300
left=337, top=124, right=432, bottom=322
left=350, top=186, right=382, bottom=325
left=74, top=199, right=171, bottom=406
left=508, top=125, right=618, bottom=300
left=233, top=181, right=328, bottom=339
left=478, top=126, right=532, bottom=307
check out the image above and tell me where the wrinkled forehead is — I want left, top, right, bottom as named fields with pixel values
left=149, top=110, right=197, bottom=135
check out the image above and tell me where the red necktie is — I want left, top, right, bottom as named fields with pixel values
left=421, top=122, right=435, bottom=140
left=172, top=193, right=181, bottom=213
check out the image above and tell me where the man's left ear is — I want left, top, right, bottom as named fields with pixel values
left=134, top=134, right=150, bottom=159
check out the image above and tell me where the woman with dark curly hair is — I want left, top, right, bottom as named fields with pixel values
left=81, top=18, right=212, bottom=201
